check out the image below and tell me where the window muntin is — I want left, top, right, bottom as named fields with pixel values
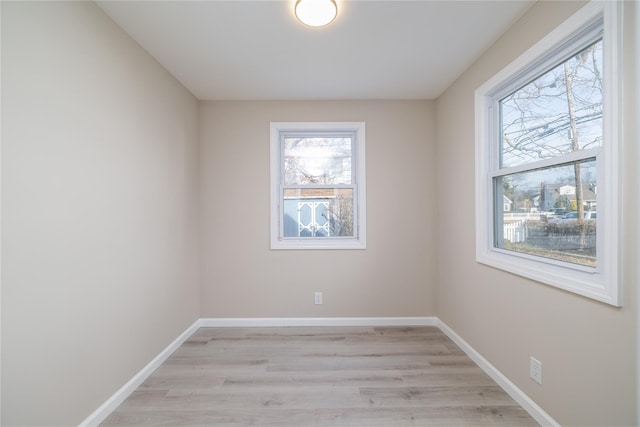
left=271, top=122, right=366, bottom=250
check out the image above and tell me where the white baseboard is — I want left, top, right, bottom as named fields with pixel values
left=436, top=319, right=560, bottom=427
left=80, top=316, right=558, bottom=427
left=198, top=316, right=437, bottom=327
left=78, top=319, right=201, bottom=427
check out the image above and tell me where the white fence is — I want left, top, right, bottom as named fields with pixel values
left=504, top=220, right=527, bottom=243
left=503, top=212, right=544, bottom=221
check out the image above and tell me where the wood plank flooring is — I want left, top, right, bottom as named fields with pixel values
left=101, top=326, right=539, bottom=426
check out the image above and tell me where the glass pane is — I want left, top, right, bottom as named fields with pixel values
left=500, top=39, right=603, bottom=168
left=283, top=188, right=354, bottom=238
left=284, top=137, right=352, bottom=185
left=495, top=160, right=597, bottom=267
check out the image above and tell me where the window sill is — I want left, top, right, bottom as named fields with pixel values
left=271, top=238, right=366, bottom=250
left=476, top=247, right=619, bottom=306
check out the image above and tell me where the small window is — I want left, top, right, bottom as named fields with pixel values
left=270, top=122, right=366, bottom=249
left=475, top=2, right=622, bottom=305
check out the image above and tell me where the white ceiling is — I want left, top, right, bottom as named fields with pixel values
left=97, top=0, right=534, bottom=101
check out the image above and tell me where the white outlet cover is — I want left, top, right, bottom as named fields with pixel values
left=530, top=356, right=542, bottom=385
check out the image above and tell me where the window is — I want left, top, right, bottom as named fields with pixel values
left=475, top=2, right=622, bottom=306
left=270, top=122, right=366, bottom=249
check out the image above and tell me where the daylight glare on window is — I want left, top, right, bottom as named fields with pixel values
left=284, top=137, right=352, bottom=185
left=276, top=130, right=360, bottom=244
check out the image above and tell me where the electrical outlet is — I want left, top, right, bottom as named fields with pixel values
left=314, top=292, right=323, bottom=305
left=530, top=356, right=542, bottom=385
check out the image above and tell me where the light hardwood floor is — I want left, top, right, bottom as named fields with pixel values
left=101, top=326, right=539, bottom=426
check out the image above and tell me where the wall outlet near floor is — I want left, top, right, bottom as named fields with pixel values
left=314, top=292, right=323, bottom=305
left=530, top=356, right=542, bottom=385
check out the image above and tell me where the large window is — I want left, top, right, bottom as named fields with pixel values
left=475, top=2, right=622, bottom=306
left=270, top=122, right=366, bottom=249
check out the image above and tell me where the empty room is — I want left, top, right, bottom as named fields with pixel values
left=1, top=0, right=638, bottom=426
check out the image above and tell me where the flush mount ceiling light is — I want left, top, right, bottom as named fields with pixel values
left=295, top=0, right=338, bottom=27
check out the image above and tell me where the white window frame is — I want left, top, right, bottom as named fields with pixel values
left=270, top=122, right=366, bottom=250
left=475, top=1, right=623, bottom=306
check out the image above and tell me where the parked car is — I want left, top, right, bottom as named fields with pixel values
left=551, top=211, right=597, bottom=223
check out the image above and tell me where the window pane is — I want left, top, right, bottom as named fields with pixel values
left=495, top=160, right=597, bottom=267
left=500, top=39, right=603, bottom=168
left=284, top=137, right=352, bottom=185
left=283, top=188, right=354, bottom=238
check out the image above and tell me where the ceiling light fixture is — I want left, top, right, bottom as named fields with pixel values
left=295, top=0, right=338, bottom=27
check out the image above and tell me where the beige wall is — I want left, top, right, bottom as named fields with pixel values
left=435, top=1, right=638, bottom=426
left=1, top=2, right=200, bottom=425
left=199, top=101, right=437, bottom=318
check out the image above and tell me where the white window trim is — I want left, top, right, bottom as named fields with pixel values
left=475, top=1, right=623, bottom=306
left=270, top=122, right=366, bottom=250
